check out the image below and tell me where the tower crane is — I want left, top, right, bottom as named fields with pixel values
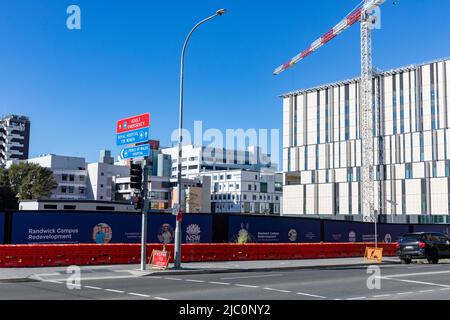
left=274, top=0, right=386, bottom=222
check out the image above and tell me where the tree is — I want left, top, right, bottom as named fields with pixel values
left=0, top=167, right=18, bottom=209
left=8, top=163, right=58, bottom=200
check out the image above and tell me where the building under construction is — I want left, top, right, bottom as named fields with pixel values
left=282, top=57, right=450, bottom=221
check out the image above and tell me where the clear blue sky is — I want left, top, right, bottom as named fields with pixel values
left=1, top=0, right=449, bottom=165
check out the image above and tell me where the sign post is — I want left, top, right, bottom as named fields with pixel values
left=116, top=113, right=151, bottom=271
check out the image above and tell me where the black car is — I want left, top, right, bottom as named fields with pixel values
left=397, top=232, right=450, bottom=264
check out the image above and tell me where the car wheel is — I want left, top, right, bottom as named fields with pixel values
left=429, top=250, right=439, bottom=264
left=401, top=258, right=412, bottom=264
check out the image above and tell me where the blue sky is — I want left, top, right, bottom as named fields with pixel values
left=1, top=0, right=450, bottom=165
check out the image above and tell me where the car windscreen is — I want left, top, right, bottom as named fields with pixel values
left=401, top=234, right=422, bottom=242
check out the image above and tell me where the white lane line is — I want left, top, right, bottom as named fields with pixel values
left=221, top=274, right=284, bottom=280
left=104, top=289, right=125, bottom=294
left=234, top=284, right=259, bottom=288
left=373, top=294, right=391, bottom=298
left=185, top=279, right=205, bottom=283
left=347, top=297, right=367, bottom=300
left=397, top=292, right=414, bottom=296
left=420, top=290, right=435, bottom=293
left=154, top=297, right=169, bottom=301
left=383, top=270, right=450, bottom=278
left=263, top=288, right=291, bottom=293
left=84, top=286, right=102, bottom=290
left=208, top=282, right=231, bottom=286
left=147, top=276, right=162, bottom=279
left=128, top=292, right=151, bottom=298
left=296, top=292, right=327, bottom=299
left=440, top=288, right=450, bottom=291
left=381, top=277, right=450, bottom=289
left=46, top=280, right=63, bottom=284
left=35, top=273, right=60, bottom=277
left=164, top=277, right=182, bottom=281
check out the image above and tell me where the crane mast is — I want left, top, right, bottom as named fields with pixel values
left=274, top=0, right=386, bottom=222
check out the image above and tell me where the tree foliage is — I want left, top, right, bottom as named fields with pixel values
left=6, top=163, right=58, bottom=201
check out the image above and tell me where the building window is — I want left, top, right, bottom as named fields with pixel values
left=69, top=175, right=75, bottom=182
left=62, top=174, right=68, bottom=181
left=254, top=185, right=257, bottom=191
left=227, top=174, right=232, bottom=180
left=79, top=187, right=85, bottom=194
left=101, top=172, right=105, bottom=176
left=61, top=186, right=67, bottom=193
left=248, top=185, right=252, bottom=191
left=236, top=184, right=240, bottom=190
left=220, top=175, right=224, bottom=180
left=243, top=194, right=247, bottom=200
left=68, top=186, right=75, bottom=194
left=79, top=175, right=85, bottom=182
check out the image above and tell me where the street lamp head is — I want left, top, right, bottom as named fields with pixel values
left=216, top=8, right=227, bottom=16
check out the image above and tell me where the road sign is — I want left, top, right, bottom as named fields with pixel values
left=172, top=204, right=180, bottom=216
left=365, top=247, right=383, bottom=263
left=116, top=113, right=150, bottom=134
left=116, top=127, right=149, bottom=146
left=149, top=249, right=171, bottom=270
left=120, top=144, right=150, bottom=160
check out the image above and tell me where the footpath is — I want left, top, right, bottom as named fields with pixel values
left=0, top=257, right=401, bottom=282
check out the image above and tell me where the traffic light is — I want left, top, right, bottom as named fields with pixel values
left=130, top=162, right=143, bottom=190
left=131, top=196, right=143, bottom=210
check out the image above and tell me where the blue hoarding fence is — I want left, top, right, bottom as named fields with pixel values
left=0, top=212, right=4, bottom=244
left=228, top=215, right=321, bottom=243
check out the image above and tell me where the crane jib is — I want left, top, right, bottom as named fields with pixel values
left=273, top=0, right=386, bottom=75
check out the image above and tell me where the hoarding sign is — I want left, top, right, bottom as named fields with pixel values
left=11, top=212, right=141, bottom=244
left=147, top=214, right=213, bottom=244
left=149, top=250, right=170, bottom=270
left=324, top=220, right=409, bottom=243
left=228, top=216, right=321, bottom=243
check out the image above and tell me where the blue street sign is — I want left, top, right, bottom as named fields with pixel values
left=116, top=128, right=149, bottom=146
left=120, top=144, right=150, bottom=160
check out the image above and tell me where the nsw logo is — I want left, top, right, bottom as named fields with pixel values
left=186, top=224, right=201, bottom=243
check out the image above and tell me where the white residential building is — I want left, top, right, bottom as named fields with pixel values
left=282, top=57, right=450, bottom=219
left=27, top=154, right=88, bottom=200
left=0, top=115, right=30, bottom=167
left=87, top=162, right=129, bottom=201
left=199, top=169, right=283, bottom=215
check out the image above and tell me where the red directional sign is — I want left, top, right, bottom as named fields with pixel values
left=116, top=113, right=150, bottom=134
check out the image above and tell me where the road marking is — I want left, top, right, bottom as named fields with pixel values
left=104, top=289, right=125, bottom=294
left=347, top=297, right=367, bottom=300
left=440, top=288, right=450, bottom=291
left=84, top=286, right=102, bottom=290
left=154, top=297, right=169, bottom=301
left=221, top=274, right=284, bottom=280
left=128, top=292, right=150, bottom=298
left=208, top=282, right=231, bottom=286
left=234, top=284, right=259, bottom=288
left=164, top=277, right=182, bottom=281
left=373, top=294, right=391, bottom=298
left=382, top=277, right=450, bottom=288
left=147, top=276, right=162, bottom=279
left=295, top=292, right=326, bottom=299
left=419, top=290, right=434, bottom=293
left=185, top=279, right=205, bottom=283
left=397, top=292, right=413, bottom=295
left=46, top=280, right=63, bottom=284
left=35, top=273, right=59, bottom=277
left=382, top=270, right=450, bottom=278
left=263, top=288, right=291, bottom=293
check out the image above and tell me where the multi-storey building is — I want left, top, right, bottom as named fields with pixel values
left=199, top=169, right=283, bottom=215
left=0, top=115, right=30, bottom=167
left=282, top=58, right=450, bottom=219
left=27, top=154, right=88, bottom=200
left=162, top=145, right=275, bottom=179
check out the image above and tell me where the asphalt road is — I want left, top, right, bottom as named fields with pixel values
left=1, top=263, right=450, bottom=300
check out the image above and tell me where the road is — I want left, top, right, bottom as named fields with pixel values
left=1, top=262, right=450, bottom=300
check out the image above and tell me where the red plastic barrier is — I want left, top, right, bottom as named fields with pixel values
left=0, top=243, right=398, bottom=268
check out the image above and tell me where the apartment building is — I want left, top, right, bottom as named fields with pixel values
left=0, top=115, right=30, bottom=167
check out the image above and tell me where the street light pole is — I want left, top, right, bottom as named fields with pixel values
left=174, top=9, right=227, bottom=270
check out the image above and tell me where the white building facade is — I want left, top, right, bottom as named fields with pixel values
left=162, top=145, right=275, bottom=179
left=27, top=154, right=88, bottom=200
left=282, top=58, right=450, bottom=219
left=0, top=115, right=30, bottom=167
left=199, top=169, right=283, bottom=215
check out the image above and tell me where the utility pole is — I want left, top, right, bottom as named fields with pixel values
left=140, top=157, right=150, bottom=271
